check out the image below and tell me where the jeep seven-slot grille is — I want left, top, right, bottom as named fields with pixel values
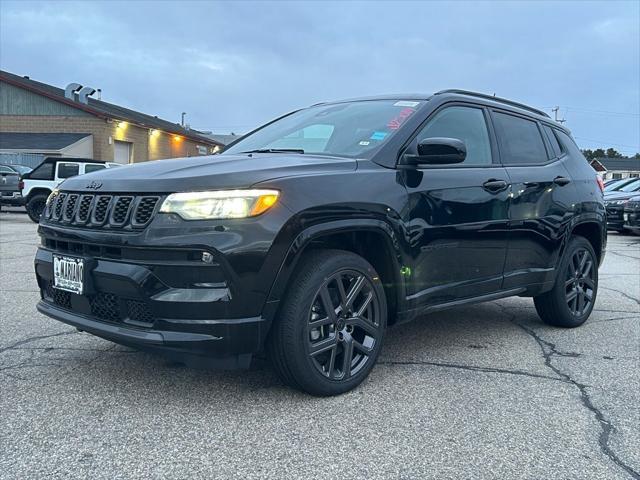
left=44, top=192, right=161, bottom=229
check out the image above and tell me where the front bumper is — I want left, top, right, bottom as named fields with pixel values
left=623, top=208, right=640, bottom=231
left=36, top=301, right=266, bottom=368
left=34, top=246, right=271, bottom=367
left=605, top=206, right=625, bottom=230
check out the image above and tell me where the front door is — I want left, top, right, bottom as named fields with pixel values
left=400, top=104, right=511, bottom=308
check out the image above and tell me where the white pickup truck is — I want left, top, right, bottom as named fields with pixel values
left=21, top=157, right=121, bottom=222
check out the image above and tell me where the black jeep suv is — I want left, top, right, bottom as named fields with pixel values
left=35, top=90, right=606, bottom=396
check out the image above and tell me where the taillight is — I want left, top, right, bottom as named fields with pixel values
left=18, top=179, right=24, bottom=192
left=596, top=176, right=604, bottom=193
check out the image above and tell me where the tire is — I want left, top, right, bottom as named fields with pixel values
left=534, top=235, right=598, bottom=328
left=26, top=194, right=47, bottom=223
left=268, top=249, right=387, bottom=396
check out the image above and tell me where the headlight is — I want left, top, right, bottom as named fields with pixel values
left=46, top=189, right=60, bottom=205
left=159, top=189, right=279, bottom=220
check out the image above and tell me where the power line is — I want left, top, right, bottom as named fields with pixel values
left=542, top=106, right=640, bottom=117
left=573, top=137, right=639, bottom=150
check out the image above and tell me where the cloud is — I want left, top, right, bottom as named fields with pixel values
left=0, top=0, right=638, bottom=152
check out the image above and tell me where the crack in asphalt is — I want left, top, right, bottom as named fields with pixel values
left=378, top=359, right=566, bottom=383
left=496, top=304, right=640, bottom=479
left=607, top=250, right=640, bottom=261
left=0, top=330, right=78, bottom=355
left=599, top=286, right=640, bottom=307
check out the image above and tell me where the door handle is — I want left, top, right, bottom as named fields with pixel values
left=553, top=176, right=571, bottom=186
left=482, top=179, right=508, bottom=193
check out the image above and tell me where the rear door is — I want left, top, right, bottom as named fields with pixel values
left=401, top=104, right=511, bottom=307
left=491, top=111, right=576, bottom=288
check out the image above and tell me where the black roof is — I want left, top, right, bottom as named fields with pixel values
left=314, top=90, right=557, bottom=126
left=41, top=157, right=106, bottom=164
left=593, top=157, right=640, bottom=171
left=0, top=70, right=221, bottom=146
left=0, top=132, right=91, bottom=150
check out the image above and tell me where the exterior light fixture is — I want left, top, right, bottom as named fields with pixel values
left=117, top=121, right=127, bottom=129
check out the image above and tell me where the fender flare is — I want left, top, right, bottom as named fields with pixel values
left=262, top=218, right=405, bottom=321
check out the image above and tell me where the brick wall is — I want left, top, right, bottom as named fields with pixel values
left=0, top=115, right=210, bottom=163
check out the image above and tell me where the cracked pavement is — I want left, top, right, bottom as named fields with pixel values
left=1, top=211, right=638, bottom=479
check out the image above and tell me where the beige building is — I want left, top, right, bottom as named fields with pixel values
left=0, top=70, right=222, bottom=167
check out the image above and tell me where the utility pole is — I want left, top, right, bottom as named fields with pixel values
left=552, top=106, right=566, bottom=123
left=181, top=112, right=187, bottom=127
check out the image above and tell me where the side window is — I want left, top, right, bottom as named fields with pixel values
left=0, top=166, right=14, bottom=173
left=56, top=163, right=80, bottom=179
left=415, top=106, right=492, bottom=165
left=29, top=163, right=54, bottom=180
left=554, top=129, right=588, bottom=161
left=84, top=164, right=106, bottom=174
left=493, top=112, right=548, bottom=164
left=542, top=125, right=563, bottom=158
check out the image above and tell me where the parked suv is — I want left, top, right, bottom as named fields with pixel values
left=21, top=157, right=120, bottom=222
left=34, top=90, right=606, bottom=395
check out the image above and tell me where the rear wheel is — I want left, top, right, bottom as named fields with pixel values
left=534, top=235, right=598, bottom=328
left=26, top=193, right=47, bottom=223
left=268, top=250, right=387, bottom=396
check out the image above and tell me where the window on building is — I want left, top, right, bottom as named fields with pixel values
left=493, top=112, right=548, bottom=164
left=612, top=173, right=623, bottom=179
left=56, top=163, right=80, bottom=179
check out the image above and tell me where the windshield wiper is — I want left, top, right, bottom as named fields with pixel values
left=240, top=148, right=305, bottom=154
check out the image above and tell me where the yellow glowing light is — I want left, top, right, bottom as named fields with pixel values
left=149, top=129, right=160, bottom=137
left=173, top=135, right=182, bottom=142
left=250, top=193, right=279, bottom=216
left=117, top=121, right=127, bottom=129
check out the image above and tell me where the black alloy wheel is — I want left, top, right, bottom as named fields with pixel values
left=564, top=247, right=596, bottom=317
left=268, top=250, right=387, bottom=396
left=27, top=194, right=47, bottom=223
left=307, top=270, right=381, bottom=380
left=534, top=235, right=598, bottom=328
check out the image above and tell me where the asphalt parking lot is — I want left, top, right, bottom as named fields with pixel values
left=1, top=211, right=638, bottom=480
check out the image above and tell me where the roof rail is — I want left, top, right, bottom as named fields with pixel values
left=434, top=89, right=550, bottom=118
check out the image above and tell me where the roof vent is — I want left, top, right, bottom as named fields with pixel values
left=64, top=83, right=82, bottom=100
left=78, top=86, right=96, bottom=104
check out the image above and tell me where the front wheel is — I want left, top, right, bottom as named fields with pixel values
left=534, top=235, right=598, bottom=328
left=26, top=194, right=47, bottom=223
left=268, top=250, right=387, bottom=396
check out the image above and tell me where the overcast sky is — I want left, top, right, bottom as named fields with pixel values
left=1, top=1, right=638, bottom=154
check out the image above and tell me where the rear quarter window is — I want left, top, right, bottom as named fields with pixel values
left=28, top=163, right=54, bottom=180
left=542, top=125, right=563, bottom=158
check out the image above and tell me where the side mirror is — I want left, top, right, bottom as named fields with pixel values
left=403, top=137, right=466, bottom=166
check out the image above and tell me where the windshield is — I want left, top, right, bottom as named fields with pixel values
left=618, top=179, right=640, bottom=192
left=11, top=165, right=32, bottom=175
left=223, top=100, right=422, bottom=159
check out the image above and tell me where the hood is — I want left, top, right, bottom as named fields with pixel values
left=59, top=153, right=356, bottom=193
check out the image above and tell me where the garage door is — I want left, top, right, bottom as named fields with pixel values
left=114, top=141, right=132, bottom=164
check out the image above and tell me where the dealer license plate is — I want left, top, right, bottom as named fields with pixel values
left=53, top=255, right=85, bottom=295
left=623, top=213, right=629, bottom=222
